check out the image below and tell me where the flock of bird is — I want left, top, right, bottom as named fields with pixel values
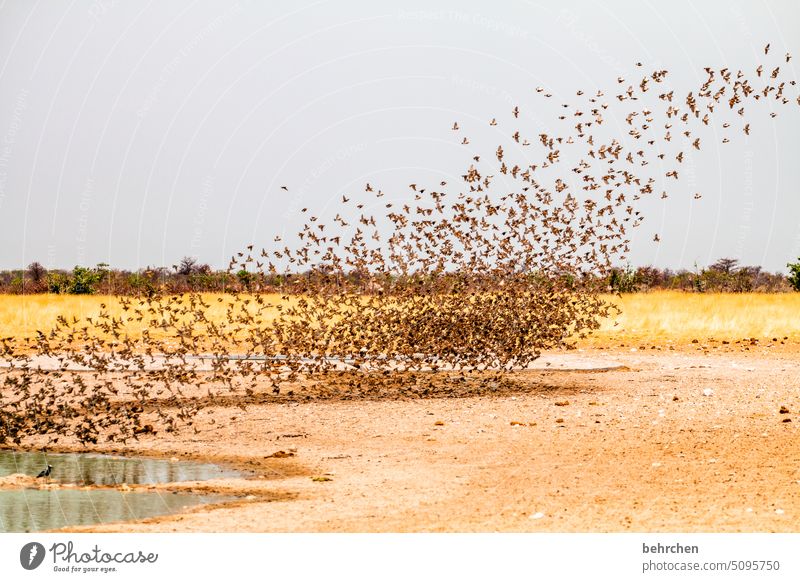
left=1, top=45, right=797, bottom=446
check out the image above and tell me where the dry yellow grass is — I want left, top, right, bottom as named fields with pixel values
left=0, top=291, right=798, bottom=348
left=589, top=291, right=800, bottom=344
left=0, top=294, right=285, bottom=345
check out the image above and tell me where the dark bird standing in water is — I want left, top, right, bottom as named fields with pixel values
left=36, top=464, right=53, bottom=478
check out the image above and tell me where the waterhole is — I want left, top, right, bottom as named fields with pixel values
left=0, top=451, right=242, bottom=532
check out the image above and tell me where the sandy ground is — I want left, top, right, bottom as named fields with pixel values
left=5, top=345, right=800, bottom=532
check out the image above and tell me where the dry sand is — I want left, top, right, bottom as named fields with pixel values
left=6, top=344, right=800, bottom=532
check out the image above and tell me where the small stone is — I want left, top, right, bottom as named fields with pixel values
left=672, top=396, right=679, bottom=401
left=434, top=421, right=445, bottom=426
left=555, top=400, right=570, bottom=406
left=782, top=418, right=792, bottom=423
left=703, top=388, right=714, bottom=397
left=779, top=406, right=790, bottom=414
left=651, top=462, right=662, bottom=467
left=555, top=418, right=564, bottom=423
left=529, top=512, right=545, bottom=520
left=775, top=509, right=785, bottom=515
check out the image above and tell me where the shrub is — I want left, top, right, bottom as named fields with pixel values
left=127, top=273, right=157, bottom=297
left=47, top=272, right=71, bottom=294
left=67, top=266, right=102, bottom=295
left=609, top=265, right=638, bottom=293
left=788, top=259, right=800, bottom=291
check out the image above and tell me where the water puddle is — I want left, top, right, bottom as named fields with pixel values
left=0, top=451, right=242, bottom=532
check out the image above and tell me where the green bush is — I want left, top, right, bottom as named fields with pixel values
left=609, top=265, right=638, bottom=293
left=48, top=266, right=105, bottom=295
left=788, top=259, right=800, bottom=291
left=127, top=273, right=156, bottom=296
left=47, top=272, right=71, bottom=294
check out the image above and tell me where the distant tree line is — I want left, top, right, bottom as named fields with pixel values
left=607, top=258, right=798, bottom=293
left=1, top=256, right=799, bottom=295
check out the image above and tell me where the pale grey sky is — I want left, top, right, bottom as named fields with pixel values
left=0, top=0, right=798, bottom=272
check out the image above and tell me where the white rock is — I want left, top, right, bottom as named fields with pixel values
left=775, top=509, right=785, bottom=515
left=529, top=512, right=545, bottom=520
left=703, top=388, right=714, bottom=397
left=651, top=462, right=662, bottom=467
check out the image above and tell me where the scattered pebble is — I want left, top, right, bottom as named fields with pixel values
left=702, top=388, right=714, bottom=397
left=775, top=509, right=785, bottom=515
left=779, top=406, right=790, bottom=414
left=529, top=512, right=545, bottom=520
left=434, top=421, right=445, bottom=426
left=555, top=400, right=570, bottom=406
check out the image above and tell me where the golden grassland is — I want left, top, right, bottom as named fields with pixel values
left=588, top=291, right=800, bottom=345
left=0, top=291, right=798, bottom=348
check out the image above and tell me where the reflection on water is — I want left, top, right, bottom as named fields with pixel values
left=0, top=451, right=241, bottom=532
left=0, top=451, right=241, bottom=486
left=0, top=489, right=228, bottom=532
